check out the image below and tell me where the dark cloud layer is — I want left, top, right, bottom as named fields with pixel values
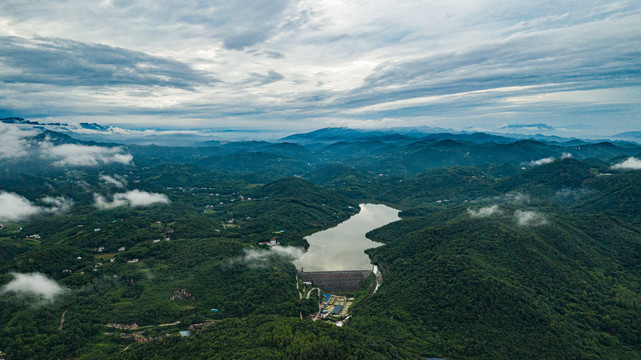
left=0, top=0, right=639, bottom=135
left=347, top=31, right=641, bottom=107
left=245, top=70, right=285, bottom=86
left=0, top=36, right=216, bottom=89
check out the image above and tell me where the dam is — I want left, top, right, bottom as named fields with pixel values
left=294, top=204, right=400, bottom=292
left=299, top=269, right=373, bottom=292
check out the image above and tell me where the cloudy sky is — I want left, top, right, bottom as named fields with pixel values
left=0, top=0, right=639, bottom=135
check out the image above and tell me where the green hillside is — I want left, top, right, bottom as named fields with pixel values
left=120, top=315, right=417, bottom=360
left=494, top=158, right=595, bottom=198
left=352, top=209, right=641, bottom=359
left=574, top=171, right=641, bottom=224
left=3, top=127, right=641, bottom=360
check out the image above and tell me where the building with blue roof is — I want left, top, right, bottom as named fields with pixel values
left=330, top=305, right=343, bottom=315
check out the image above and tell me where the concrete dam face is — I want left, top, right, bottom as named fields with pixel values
left=300, top=270, right=372, bottom=292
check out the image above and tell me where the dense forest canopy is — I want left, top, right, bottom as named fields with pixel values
left=2, top=123, right=641, bottom=359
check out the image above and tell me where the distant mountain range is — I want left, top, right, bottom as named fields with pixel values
left=281, top=126, right=639, bottom=146
left=613, top=131, right=641, bottom=142
left=2, top=116, right=641, bottom=359
left=3, top=117, right=640, bottom=147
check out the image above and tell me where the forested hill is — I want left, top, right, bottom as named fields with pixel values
left=0, top=163, right=359, bottom=359
left=2, top=124, right=641, bottom=359
left=120, top=315, right=418, bottom=360
left=5, top=125, right=641, bottom=178
left=353, top=209, right=641, bottom=359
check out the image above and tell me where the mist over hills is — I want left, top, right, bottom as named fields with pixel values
left=5, top=117, right=641, bottom=147
left=2, top=119, right=641, bottom=359
left=2, top=0, right=640, bottom=356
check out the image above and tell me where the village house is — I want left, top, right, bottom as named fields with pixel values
left=133, top=333, right=149, bottom=342
left=107, top=323, right=139, bottom=330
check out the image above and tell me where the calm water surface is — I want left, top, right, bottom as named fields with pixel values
left=294, top=204, right=400, bottom=271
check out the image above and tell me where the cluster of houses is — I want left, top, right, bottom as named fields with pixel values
left=66, top=220, right=179, bottom=276
left=107, top=323, right=139, bottom=330
left=170, top=288, right=194, bottom=301
left=88, top=228, right=175, bottom=270
left=108, top=320, right=214, bottom=345
left=318, top=294, right=352, bottom=320
left=188, top=320, right=214, bottom=333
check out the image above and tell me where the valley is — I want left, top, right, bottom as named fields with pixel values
left=1, top=122, right=641, bottom=359
left=2, top=2, right=639, bottom=358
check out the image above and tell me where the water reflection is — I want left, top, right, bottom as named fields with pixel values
left=293, top=204, right=400, bottom=271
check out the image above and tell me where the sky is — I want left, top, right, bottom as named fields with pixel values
left=0, top=0, right=640, bottom=136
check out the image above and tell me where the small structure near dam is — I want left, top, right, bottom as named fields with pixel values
left=300, top=269, right=372, bottom=292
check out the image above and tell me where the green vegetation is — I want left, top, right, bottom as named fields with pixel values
left=2, top=127, right=641, bottom=359
left=352, top=209, right=641, bottom=359
left=121, top=316, right=416, bottom=360
left=0, top=169, right=357, bottom=359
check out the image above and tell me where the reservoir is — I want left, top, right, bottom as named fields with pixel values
left=294, top=203, right=400, bottom=271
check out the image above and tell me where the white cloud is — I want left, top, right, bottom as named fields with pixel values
left=0, top=1, right=640, bottom=134
left=0, top=192, right=73, bottom=222
left=528, top=157, right=555, bottom=166
left=94, top=190, right=169, bottom=209
left=514, top=210, right=548, bottom=226
left=467, top=204, right=502, bottom=218
left=527, top=152, right=573, bottom=167
left=503, top=192, right=530, bottom=203
left=40, top=196, right=74, bottom=213
left=0, top=192, right=42, bottom=221
left=1, top=272, right=65, bottom=301
left=100, top=174, right=128, bottom=188
left=233, top=246, right=305, bottom=269
left=0, top=123, right=134, bottom=166
left=554, top=187, right=595, bottom=200
left=0, top=122, right=39, bottom=159
left=42, top=143, right=133, bottom=166
left=270, top=246, right=306, bottom=259
left=611, top=157, right=641, bottom=170
left=93, top=194, right=123, bottom=209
